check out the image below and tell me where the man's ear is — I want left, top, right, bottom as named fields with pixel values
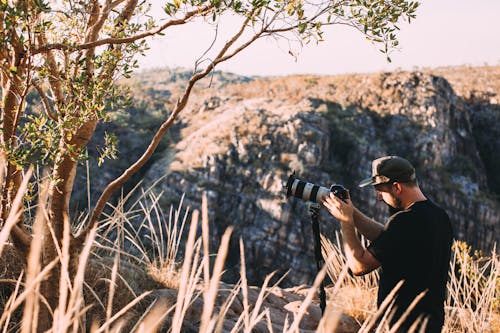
left=392, top=182, right=403, bottom=194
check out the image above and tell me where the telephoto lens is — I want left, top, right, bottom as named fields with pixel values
left=286, top=173, right=348, bottom=203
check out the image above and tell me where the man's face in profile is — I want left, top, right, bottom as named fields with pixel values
left=374, top=183, right=403, bottom=215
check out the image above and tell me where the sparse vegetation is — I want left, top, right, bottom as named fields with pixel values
left=1, top=0, right=498, bottom=329
left=1, top=181, right=498, bottom=332
left=1, top=2, right=420, bottom=327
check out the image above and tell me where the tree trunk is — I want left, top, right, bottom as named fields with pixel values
left=0, top=73, right=32, bottom=255
left=38, top=119, right=98, bottom=332
left=1, top=75, right=24, bottom=224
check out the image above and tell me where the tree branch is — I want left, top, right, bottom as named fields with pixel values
left=33, top=81, right=58, bottom=122
left=31, top=4, right=214, bottom=55
left=85, top=0, right=101, bottom=37
left=0, top=168, right=33, bottom=256
left=76, top=7, right=256, bottom=243
left=10, top=224, right=32, bottom=254
left=97, top=0, right=140, bottom=81
left=116, top=0, right=138, bottom=24
left=211, top=8, right=257, bottom=65
left=75, top=0, right=408, bottom=243
left=36, top=32, right=65, bottom=105
left=111, top=0, right=128, bottom=8
left=89, top=0, right=117, bottom=42
left=219, top=4, right=337, bottom=65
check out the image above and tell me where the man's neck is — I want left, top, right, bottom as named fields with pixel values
left=401, top=187, right=427, bottom=209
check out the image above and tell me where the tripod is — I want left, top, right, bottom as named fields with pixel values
left=308, top=203, right=327, bottom=314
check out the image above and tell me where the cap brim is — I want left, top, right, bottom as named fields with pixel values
left=359, top=177, right=376, bottom=188
left=359, top=176, right=391, bottom=188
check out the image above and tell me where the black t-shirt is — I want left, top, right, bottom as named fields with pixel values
left=367, top=200, right=453, bottom=332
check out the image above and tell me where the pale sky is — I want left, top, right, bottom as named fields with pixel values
left=138, top=1, right=500, bottom=76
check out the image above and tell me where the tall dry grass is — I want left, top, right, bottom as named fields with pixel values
left=0, top=180, right=498, bottom=332
left=320, top=231, right=500, bottom=333
left=320, top=232, right=378, bottom=326
left=445, top=242, right=500, bottom=332
left=0, top=179, right=322, bottom=332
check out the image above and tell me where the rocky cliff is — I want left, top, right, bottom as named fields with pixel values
left=78, top=66, right=500, bottom=287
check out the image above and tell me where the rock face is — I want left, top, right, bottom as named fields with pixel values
left=134, top=68, right=500, bottom=287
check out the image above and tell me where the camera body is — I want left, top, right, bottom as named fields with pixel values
left=286, top=173, right=348, bottom=203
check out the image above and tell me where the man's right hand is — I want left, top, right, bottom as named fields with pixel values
left=322, top=190, right=354, bottom=225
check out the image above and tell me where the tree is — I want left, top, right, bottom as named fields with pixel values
left=0, top=0, right=418, bottom=330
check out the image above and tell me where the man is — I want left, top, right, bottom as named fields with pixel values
left=322, top=156, right=453, bottom=332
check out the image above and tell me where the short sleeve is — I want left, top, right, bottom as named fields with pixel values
left=367, top=214, right=407, bottom=263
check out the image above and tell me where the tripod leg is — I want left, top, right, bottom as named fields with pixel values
left=309, top=203, right=327, bottom=314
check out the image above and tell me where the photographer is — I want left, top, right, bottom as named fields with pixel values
left=322, top=156, right=453, bottom=333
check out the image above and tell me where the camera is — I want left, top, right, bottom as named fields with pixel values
left=286, top=173, right=348, bottom=203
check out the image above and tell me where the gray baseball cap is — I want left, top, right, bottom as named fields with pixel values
left=359, top=156, right=416, bottom=188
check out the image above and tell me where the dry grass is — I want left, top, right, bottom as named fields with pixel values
left=0, top=181, right=498, bottom=332
left=445, top=242, right=500, bottom=333
left=321, top=231, right=500, bottom=333
left=328, top=285, right=377, bottom=324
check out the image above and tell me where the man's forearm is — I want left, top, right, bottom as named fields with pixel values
left=341, top=223, right=380, bottom=275
left=341, top=223, right=365, bottom=260
left=352, top=207, right=384, bottom=241
left=341, top=222, right=376, bottom=275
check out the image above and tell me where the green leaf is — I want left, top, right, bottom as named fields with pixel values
left=298, top=22, right=307, bottom=34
